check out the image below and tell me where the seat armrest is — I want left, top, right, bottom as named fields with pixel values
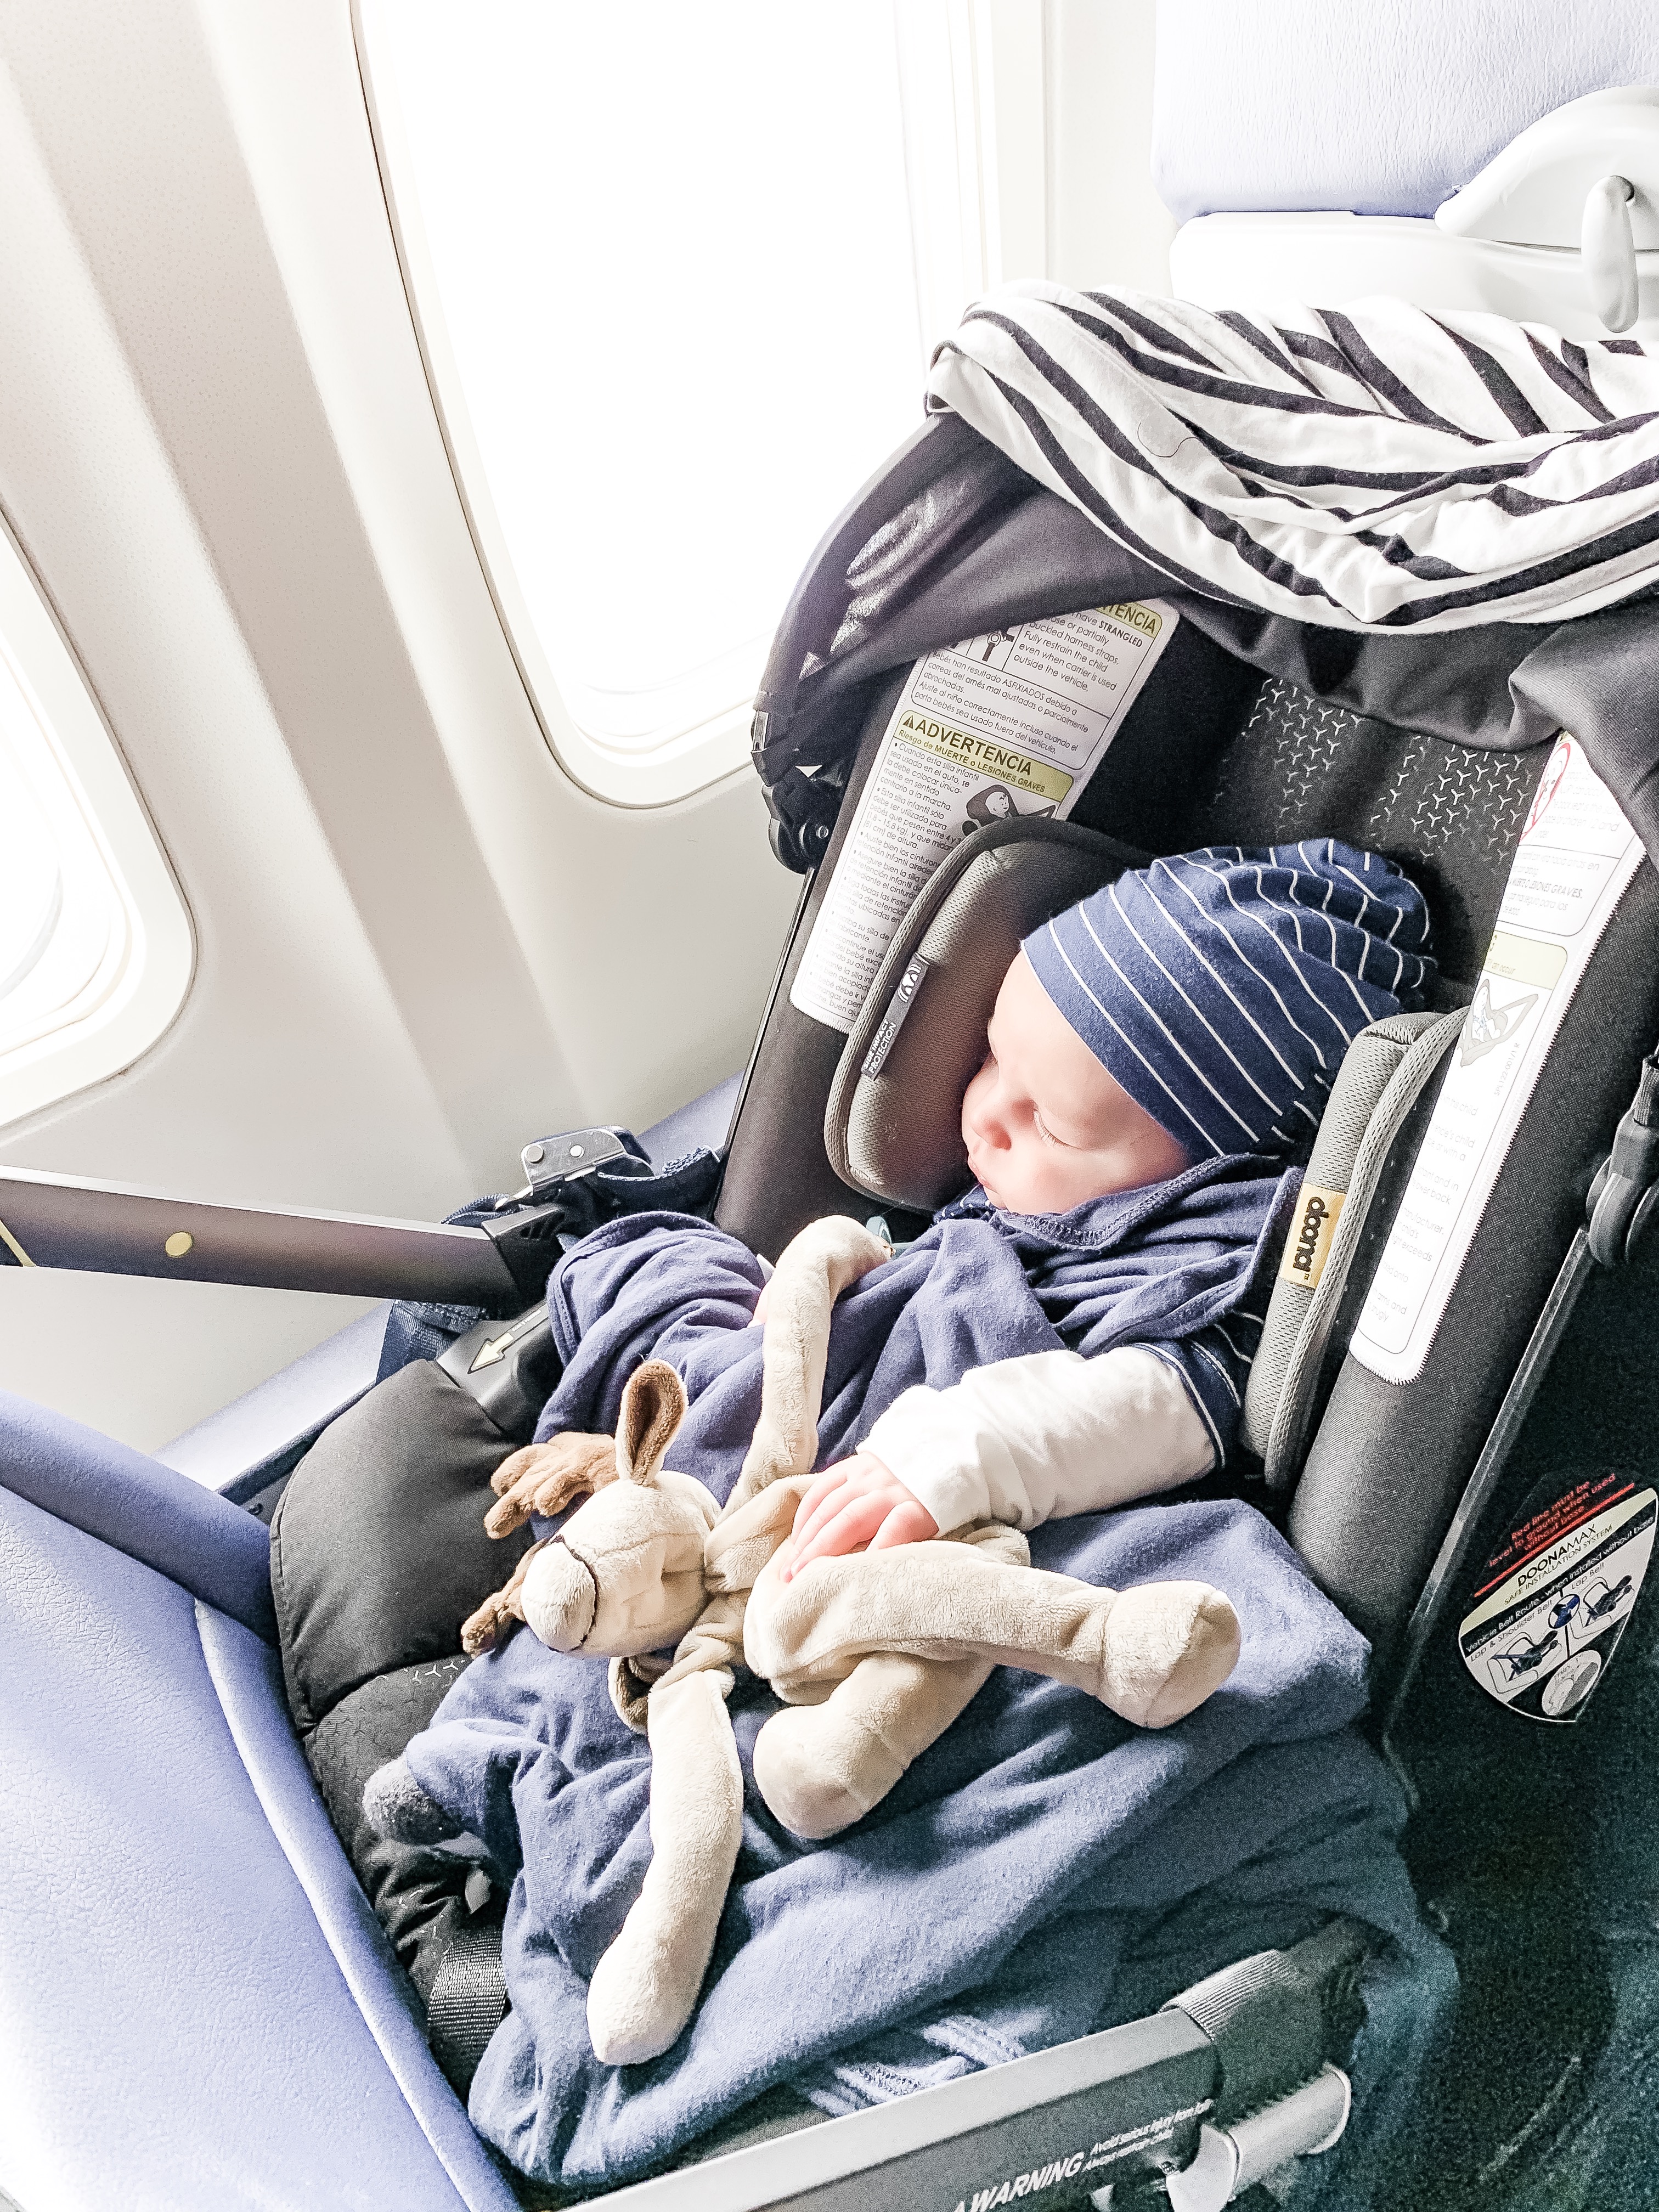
left=0, top=1385, right=275, bottom=1639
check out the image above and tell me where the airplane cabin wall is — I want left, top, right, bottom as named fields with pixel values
left=0, top=0, right=1169, bottom=1454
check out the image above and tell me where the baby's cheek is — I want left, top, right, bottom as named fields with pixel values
left=988, top=1137, right=1047, bottom=1211
left=960, top=1059, right=992, bottom=1129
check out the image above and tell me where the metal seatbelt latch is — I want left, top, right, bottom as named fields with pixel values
left=514, top=1127, right=631, bottom=1202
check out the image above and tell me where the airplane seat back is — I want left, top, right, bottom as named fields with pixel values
left=1154, top=0, right=1659, bottom=222
left=1156, top=0, right=1659, bottom=336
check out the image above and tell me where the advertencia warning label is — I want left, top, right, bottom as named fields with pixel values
left=1458, top=1474, right=1654, bottom=1724
left=1351, top=733, right=1644, bottom=1384
left=789, top=602, right=1177, bottom=1032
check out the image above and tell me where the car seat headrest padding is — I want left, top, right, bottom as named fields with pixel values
left=825, top=820, right=1146, bottom=1214
left=1243, top=1008, right=1465, bottom=1489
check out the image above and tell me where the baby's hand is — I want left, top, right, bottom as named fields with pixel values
left=782, top=1453, right=938, bottom=1581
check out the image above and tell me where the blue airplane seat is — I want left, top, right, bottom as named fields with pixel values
left=0, top=1387, right=517, bottom=2212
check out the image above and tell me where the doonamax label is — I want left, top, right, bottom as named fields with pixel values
left=789, top=602, right=1177, bottom=1033
left=1458, top=1474, right=1655, bottom=1724
left=1351, top=734, right=1644, bottom=1384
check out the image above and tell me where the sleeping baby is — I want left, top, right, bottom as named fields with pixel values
left=362, top=837, right=1435, bottom=2183
left=389, top=837, right=1437, bottom=1681
left=777, top=837, right=1435, bottom=1578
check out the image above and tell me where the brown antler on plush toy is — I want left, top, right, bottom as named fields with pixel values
left=460, top=1216, right=1240, bottom=2066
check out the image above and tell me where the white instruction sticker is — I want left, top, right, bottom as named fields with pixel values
left=1351, top=734, right=1645, bottom=1384
left=789, top=602, right=1178, bottom=1032
left=1459, top=1476, right=1654, bottom=1724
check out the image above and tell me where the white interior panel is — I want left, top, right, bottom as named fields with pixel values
left=1044, top=0, right=1176, bottom=295
left=0, top=0, right=796, bottom=1449
left=0, top=0, right=1169, bottom=1456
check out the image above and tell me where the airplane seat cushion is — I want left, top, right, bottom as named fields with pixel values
left=0, top=1393, right=518, bottom=2212
left=1153, top=0, right=1659, bottom=220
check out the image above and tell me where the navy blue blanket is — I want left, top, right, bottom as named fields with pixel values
left=403, top=1167, right=1451, bottom=2196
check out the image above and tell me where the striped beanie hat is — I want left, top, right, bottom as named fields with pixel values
left=1024, top=841, right=1435, bottom=1160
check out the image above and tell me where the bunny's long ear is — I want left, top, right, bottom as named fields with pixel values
left=616, top=1359, right=688, bottom=1485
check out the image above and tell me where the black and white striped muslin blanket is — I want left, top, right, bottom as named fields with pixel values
left=926, top=284, right=1659, bottom=631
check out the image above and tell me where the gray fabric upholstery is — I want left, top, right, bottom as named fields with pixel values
left=1243, top=1011, right=1464, bottom=1487
left=825, top=821, right=1142, bottom=1212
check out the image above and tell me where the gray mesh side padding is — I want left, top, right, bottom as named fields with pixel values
left=1243, top=1009, right=1465, bottom=1488
left=825, top=820, right=1142, bottom=1212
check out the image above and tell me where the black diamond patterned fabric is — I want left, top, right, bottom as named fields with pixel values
left=1182, top=677, right=1550, bottom=985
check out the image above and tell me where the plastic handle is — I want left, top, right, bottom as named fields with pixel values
left=1583, top=175, right=1639, bottom=334
left=1163, top=2067, right=1351, bottom=2212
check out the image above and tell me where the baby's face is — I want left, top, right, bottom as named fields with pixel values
left=961, top=950, right=1190, bottom=1213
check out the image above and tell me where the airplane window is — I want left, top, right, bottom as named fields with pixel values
left=0, top=698, right=111, bottom=1057
left=358, top=1, right=927, bottom=805
left=0, top=524, right=191, bottom=1130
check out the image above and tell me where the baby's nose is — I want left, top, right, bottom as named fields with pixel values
left=963, top=1091, right=1008, bottom=1149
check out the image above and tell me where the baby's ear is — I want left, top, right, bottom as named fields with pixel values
left=616, top=1359, right=688, bottom=1486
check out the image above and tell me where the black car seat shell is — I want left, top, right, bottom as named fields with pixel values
left=262, top=631, right=1635, bottom=2168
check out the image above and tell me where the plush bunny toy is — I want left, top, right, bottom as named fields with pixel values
left=460, top=1366, right=720, bottom=1664
left=368, top=1217, right=1241, bottom=2068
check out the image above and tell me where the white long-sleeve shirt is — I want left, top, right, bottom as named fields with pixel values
left=860, top=1347, right=1216, bottom=1536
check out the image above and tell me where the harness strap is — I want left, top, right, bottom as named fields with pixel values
left=426, top=1914, right=509, bottom=2098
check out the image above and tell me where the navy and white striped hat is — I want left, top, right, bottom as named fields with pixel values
left=1024, top=841, right=1435, bottom=1160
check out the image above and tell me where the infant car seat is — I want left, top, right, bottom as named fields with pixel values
left=11, top=12, right=1659, bottom=2209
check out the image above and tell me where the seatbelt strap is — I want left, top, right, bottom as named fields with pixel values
left=426, top=1915, right=509, bottom=2098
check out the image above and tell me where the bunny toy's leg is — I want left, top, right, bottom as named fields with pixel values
left=585, top=1672, right=744, bottom=2067
left=944, top=1565, right=1242, bottom=1728
left=586, top=1224, right=885, bottom=2054
left=752, top=1534, right=1242, bottom=1748
left=752, top=1649, right=992, bottom=1840
left=744, top=1524, right=1026, bottom=1839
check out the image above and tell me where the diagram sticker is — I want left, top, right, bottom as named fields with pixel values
left=1458, top=1474, right=1655, bottom=1724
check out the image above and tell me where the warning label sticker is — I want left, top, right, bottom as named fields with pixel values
left=1458, top=1476, right=1654, bottom=1724
left=788, top=603, right=1177, bottom=1034
left=1351, top=734, right=1644, bottom=1384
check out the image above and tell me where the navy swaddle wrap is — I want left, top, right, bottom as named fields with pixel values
left=398, top=1166, right=1451, bottom=2197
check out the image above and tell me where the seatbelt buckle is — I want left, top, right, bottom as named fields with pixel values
left=439, top=1301, right=559, bottom=1443
left=482, top=1127, right=648, bottom=1284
